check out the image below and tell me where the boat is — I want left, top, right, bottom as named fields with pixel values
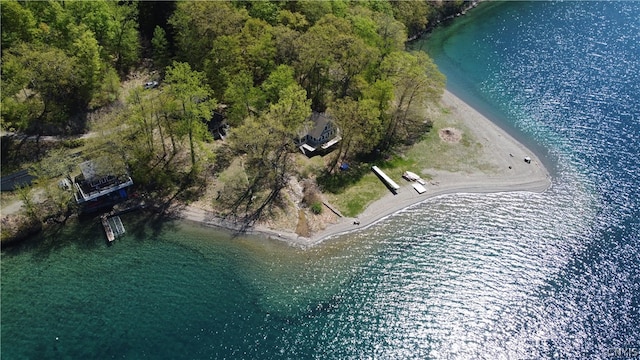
left=101, top=215, right=115, bottom=243
left=403, top=171, right=427, bottom=185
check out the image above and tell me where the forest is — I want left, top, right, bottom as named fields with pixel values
left=1, top=0, right=468, bottom=240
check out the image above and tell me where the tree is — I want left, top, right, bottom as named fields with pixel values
left=328, top=97, right=381, bottom=172
left=247, top=1, right=281, bottom=25
left=271, top=25, right=301, bottom=65
left=223, top=71, right=265, bottom=126
left=64, top=0, right=140, bottom=73
left=14, top=184, right=40, bottom=222
left=70, top=26, right=103, bottom=106
left=379, top=51, right=445, bottom=148
left=373, top=12, right=407, bottom=60
left=29, top=147, right=77, bottom=219
left=228, top=83, right=311, bottom=221
left=362, top=79, right=394, bottom=114
left=266, top=84, right=311, bottom=134
left=0, top=0, right=38, bottom=52
left=203, top=35, right=245, bottom=99
left=66, top=0, right=115, bottom=58
left=295, top=14, right=378, bottom=111
left=276, top=9, right=309, bottom=31
left=151, top=91, right=181, bottom=157
left=164, top=62, right=216, bottom=170
left=1, top=48, right=41, bottom=132
left=1, top=43, right=87, bottom=135
left=127, top=87, right=156, bottom=155
left=1, top=1, right=135, bottom=120
left=151, top=26, right=170, bottom=71
left=169, top=1, right=248, bottom=69
left=391, top=0, right=432, bottom=39
left=261, top=64, right=297, bottom=104
left=239, top=18, right=277, bottom=83
left=26, top=1, right=74, bottom=49
left=286, top=1, right=333, bottom=25
left=109, top=2, right=140, bottom=74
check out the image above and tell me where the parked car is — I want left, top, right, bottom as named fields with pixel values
left=144, top=81, right=158, bottom=89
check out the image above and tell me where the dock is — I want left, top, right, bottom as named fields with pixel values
left=101, top=214, right=125, bottom=243
left=412, top=183, right=427, bottom=194
left=372, top=166, right=400, bottom=191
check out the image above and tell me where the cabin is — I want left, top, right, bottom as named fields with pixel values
left=297, top=112, right=341, bottom=156
left=206, top=110, right=228, bottom=140
left=73, top=158, right=133, bottom=213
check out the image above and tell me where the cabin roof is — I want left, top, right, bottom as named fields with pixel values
left=307, top=112, right=333, bottom=139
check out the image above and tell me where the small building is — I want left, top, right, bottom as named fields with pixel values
left=207, top=110, right=228, bottom=140
left=297, top=112, right=341, bottom=156
left=73, top=159, right=133, bottom=213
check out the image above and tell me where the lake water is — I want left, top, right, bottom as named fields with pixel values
left=2, top=2, right=639, bottom=359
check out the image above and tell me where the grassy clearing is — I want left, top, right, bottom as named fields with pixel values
left=405, top=101, right=500, bottom=177
left=325, top=172, right=388, bottom=217
left=320, top=101, right=497, bottom=217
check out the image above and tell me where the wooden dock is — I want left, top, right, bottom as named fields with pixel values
left=101, top=214, right=125, bottom=243
left=372, top=166, right=400, bottom=191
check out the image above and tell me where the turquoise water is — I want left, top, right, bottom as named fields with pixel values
left=3, top=2, right=640, bottom=358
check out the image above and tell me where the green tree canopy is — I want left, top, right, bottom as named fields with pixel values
left=164, top=62, right=216, bottom=169
left=1, top=0, right=38, bottom=52
left=151, top=26, right=171, bottom=71
left=379, top=51, right=445, bottom=148
left=169, top=2, right=249, bottom=70
left=227, top=82, right=311, bottom=220
left=261, top=64, right=297, bottom=104
left=328, top=97, right=381, bottom=171
left=295, top=14, right=378, bottom=111
left=1, top=43, right=87, bottom=134
left=223, top=71, right=266, bottom=126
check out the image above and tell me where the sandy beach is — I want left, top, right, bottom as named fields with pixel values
left=179, top=90, right=551, bottom=248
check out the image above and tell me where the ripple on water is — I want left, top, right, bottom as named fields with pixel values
left=2, top=2, right=640, bottom=359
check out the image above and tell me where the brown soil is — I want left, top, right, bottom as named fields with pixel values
left=439, top=127, right=462, bottom=143
left=295, top=209, right=310, bottom=237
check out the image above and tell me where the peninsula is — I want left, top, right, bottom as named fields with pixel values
left=177, top=90, right=551, bottom=248
left=1, top=1, right=549, bottom=247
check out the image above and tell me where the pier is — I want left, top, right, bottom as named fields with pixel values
left=99, top=200, right=145, bottom=243
left=372, top=166, right=400, bottom=192
left=101, top=214, right=125, bottom=243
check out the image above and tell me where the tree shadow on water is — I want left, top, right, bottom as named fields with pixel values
left=124, top=210, right=180, bottom=242
left=1, top=216, right=105, bottom=261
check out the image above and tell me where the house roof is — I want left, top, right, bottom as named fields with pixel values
left=307, top=112, right=333, bottom=139
left=75, top=158, right=133, bottom=204
left=79, top=160, right=99, bottom=180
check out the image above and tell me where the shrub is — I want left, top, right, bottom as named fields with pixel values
left=61, top=138, right=85, bottom=149
left=311, top=201, right=323, bottom=215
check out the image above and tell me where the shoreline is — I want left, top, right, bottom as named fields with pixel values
left=178, top=90, right=552, bottom=249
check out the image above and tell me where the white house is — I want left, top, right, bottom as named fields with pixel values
left=298, top=112, right=341, bottom=156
